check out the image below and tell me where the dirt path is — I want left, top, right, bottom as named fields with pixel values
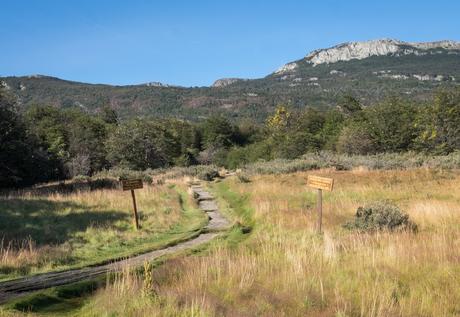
left=0, top=182, right=230, bottom=304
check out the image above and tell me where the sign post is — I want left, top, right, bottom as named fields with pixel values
left=121, top=179, right=143, bottom=230
left=307, top=175, right=334, bottom=234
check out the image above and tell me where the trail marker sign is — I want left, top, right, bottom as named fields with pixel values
left=122, top=179, right=143, bottom=191
left=307, top=175, right=334, bottom=191
left=121, top=179, right=143, bottom=229
left=307, top=175, right=334, bottom=234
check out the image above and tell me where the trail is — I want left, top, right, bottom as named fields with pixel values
left=0, top=182, right=230, bottom=304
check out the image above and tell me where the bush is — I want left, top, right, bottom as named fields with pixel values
left=344, top=201, right=417, bottom=232
left=242, top=151, right=460, bottom=175
left=245, top=158, right=319, bottom=175
left=73, top=175, right=91, bottom=182
left=96, top=168, right=153, bottom=184
left=237, top=172, right=251, bottom=183
left=197, top=169, right=220, bottom=181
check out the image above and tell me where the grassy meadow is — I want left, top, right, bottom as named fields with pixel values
left=0, top=179, right=207, bottom=281
left=73, top=168, right=460, bottom=317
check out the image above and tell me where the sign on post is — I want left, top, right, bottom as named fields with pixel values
left=307, top=175, right=334, bottom=234
left=307, top=175, right=334, bottom=192
left=121, top=179, right=143, bottom=229
left=122, top=179, right=143, bottom=191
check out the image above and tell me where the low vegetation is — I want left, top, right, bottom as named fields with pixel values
left=242, top=151, right=460, bottom=175
left=0, top=179, right=206, bottom=281
left=65, top=168, right=460, bottom=317
left=343, top=201, right=417, bottom=232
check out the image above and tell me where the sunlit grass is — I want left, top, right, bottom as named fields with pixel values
left=0, top=179, right=207, bottom=281
left=78, top=169, right=460, bottom=317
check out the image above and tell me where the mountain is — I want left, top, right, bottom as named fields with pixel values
left=303, top=39, right=460, bottom=66
left=1, top=39, right=459, bottom=122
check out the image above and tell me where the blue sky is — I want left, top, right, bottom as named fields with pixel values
left=1, top=0, right=459, bottom=86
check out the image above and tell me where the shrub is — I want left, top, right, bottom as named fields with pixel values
left=197, top=169, right=220, bottom=181
left=73, top=175, right=91, bottom=182
left=237, top=172, right=251, bottom=183
left=344, top=201, right=417, bottom=232
left=245, top=158, right=319, bottom=175
left=242, top=151, right=460, bottom=175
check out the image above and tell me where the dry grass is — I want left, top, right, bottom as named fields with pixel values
left=0, top=179, right=205, bottom=280
left=76, top=170, right=460, bottom=316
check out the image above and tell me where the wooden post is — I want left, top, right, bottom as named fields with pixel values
left=121, top=179, right=143, bottom=230
left=131, top=189, right=140, bottom=230
left=317, top=189, right=322, bottom=234
left=307, top=175, right=333, bottom=235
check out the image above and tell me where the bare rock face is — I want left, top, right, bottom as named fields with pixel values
left=274, top=62, right=298, bottom=74
left=212, top=78, right=245, bottom=87
left=304, top=39, right=460, bottom=66
left=0, top=81, right=10, bottom=90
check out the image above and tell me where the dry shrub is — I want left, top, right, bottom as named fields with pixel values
left=344, top=201, right=418, bottom=232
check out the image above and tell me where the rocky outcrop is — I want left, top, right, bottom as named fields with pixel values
left=304, top=39, right=460, bottom=66
left=0, top=81, right=10, bottom=90
left=212, top=78, right=245, bottom=87
left=274, top=62, right=298, bottom=74
left=372, top=70, right=455, bottom=82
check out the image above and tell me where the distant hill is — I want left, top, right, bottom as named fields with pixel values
left=2, top=39, right=459, bottom=122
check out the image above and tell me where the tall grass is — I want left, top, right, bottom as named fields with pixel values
left=80, top=169, right=460, bottom=316
left=0, top=178, right=206, bottom=281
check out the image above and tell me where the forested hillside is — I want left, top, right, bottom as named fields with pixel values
left=1, top=40, right=459, bottom=122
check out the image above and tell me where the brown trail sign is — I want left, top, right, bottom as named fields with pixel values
left=121, top=179, right=143, bottom=229
left=307, top=175, right=334, bottom=234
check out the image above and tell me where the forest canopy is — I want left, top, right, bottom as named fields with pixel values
left=1, top=88, right=459, bottom=188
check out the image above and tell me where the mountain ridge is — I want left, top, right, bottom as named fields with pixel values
left=1, top=38, right=459, bottom=121
left=274, top=39, right=460, bottom=73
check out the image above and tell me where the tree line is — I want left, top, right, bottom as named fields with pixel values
left=1, top=88, right=459, bottom=188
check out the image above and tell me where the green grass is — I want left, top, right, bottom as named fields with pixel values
left=0, top=185, right=211, bottom=316
left=0, top=179, right=254, bottom=316
left=207, top=181, right=255, bottom=247
left=0, top=184, right=208, bottom=281
left=58, top=169, right=460, bottom=316
left=2, top=279, right=104, bottom=315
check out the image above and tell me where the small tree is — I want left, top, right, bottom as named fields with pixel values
left=106, top=119, right=180, bottom=170
left=336, top=124, right=376, bottom=155
left=320, top=109, right=345, bottom=150
left=365, top=98, right=418, bottom=152
left=415, top=89, right=460, bottom=154
left=201, top=115, right=236, bottom=149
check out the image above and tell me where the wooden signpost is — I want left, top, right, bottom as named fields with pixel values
left=121, top=179, right=143, bottom=230
left=307, top=175, right=334, bottom=234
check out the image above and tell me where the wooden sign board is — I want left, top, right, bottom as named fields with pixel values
left=307, top=175, right=334, bottom=192
left=122, top=179, right=143, bottom=191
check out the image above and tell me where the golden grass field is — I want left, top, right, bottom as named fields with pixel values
left=0, top=180, right=206, bottom=281
left=77, top=168, right=460, bottom=317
